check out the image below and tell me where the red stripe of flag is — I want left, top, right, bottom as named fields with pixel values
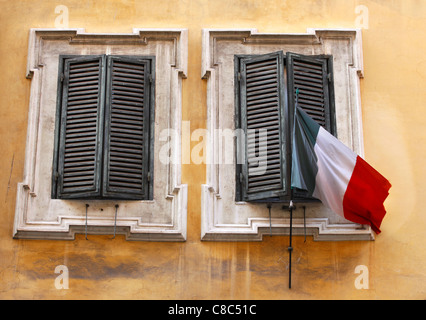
left=342, top=156, right=392, bottom=234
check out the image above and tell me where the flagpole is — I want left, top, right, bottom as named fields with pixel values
left=287, top=88, right=299, bottom=289
left=288, top=199, right=294, bottom=289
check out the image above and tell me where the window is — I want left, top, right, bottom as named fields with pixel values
left=201, top=29, right=372, bottom=241
left=52, top=55, right=155, bottom=200
left=235, top=51, right=335, bottom=203
left=14, top=29, right=188, bottom=241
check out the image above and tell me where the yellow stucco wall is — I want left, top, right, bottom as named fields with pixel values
left=0, top=0, right=425, bottom=299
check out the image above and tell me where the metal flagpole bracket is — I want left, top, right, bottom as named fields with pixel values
left=111, top=204, right=119, bottom=239
left=303, top=205, right=307, bottom=243
left=267, top=203, right=272, bottom=237
left=85, top=204, right=89, bottom=240
left=282, top=201, right=296, bottom=212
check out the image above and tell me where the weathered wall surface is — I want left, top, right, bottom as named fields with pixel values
left=0, top=0, right=425, bottom=299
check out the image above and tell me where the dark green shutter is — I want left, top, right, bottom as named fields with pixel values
left=287, top=52, right=336, bottom=200
left=53, top=55, right=154, bottom=200
left=102, top=56, right=153, bottom=199
left=238, top=52, right=288, bottom=201
left=56, top=55, right=105, bottom=199
left=286, top=52, right=335, bottom=133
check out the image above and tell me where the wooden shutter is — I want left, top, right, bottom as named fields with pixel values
left=102, top=56, right=153, bottom=199
left=56, top=55, right=106, bottom=199
left=286, top=52, right=335, bottom=133
left=287, top=52, right=336, bottom=200
left=238, top=52, right=288, bottom=201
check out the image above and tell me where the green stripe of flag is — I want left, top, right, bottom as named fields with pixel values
left=291, top=107, right=321, bottom=196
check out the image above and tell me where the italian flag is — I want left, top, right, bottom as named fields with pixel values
left=291, top=107, right=391, bottom=234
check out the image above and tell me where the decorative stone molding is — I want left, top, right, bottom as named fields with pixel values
left=14, top=28, right=188, bottom=241
left=201, top=28, right=373, bottom=241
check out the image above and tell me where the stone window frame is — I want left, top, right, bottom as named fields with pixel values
left=13, top=28, right=188, bottom=241
left=200, top=28, right=373, bottom=241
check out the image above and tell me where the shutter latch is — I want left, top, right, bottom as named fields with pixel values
left=327, top=73, right=332, bottom=82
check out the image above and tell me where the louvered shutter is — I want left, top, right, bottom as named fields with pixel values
left=238, top=52, right=288, bottom=201
left=287, top=52, right=336, bottom=200
left=102, top=56, right=153, bottom=199
left=287, top=52, right=335, bottom=132
left=56, top=56, right=105, bottom=199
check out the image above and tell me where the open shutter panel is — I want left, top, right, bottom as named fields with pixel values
left=57, top=56, right=105, bottom=199
left=287, top=52, right=333, bottom=131
left=103, top=56, right=151, bottom=199
left=287, top=52, right=335, bottom=201
left=240, top=52, right=287, bottom=201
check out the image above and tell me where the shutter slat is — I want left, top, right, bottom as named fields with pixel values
left=69, top=66, right=100, bottom=74
left=113, top=76, right=144, bottom=85
left=111, top=114, right=143, bottom=124
left=67, top=93, right=98, bottom=101
left=246, top=60, right=277, bottom=71
left=246, top=106, right=280, bottom=117
left=112, top=80, right=144, bottom=89
left=113, top=61, right=145, bottom=70
left=111, top=98, right=144, bottom=107
left=106, top=165, right=143, bottom=175
left=63, top=165, right=95, bottom=173
left=246, top=119, right=279, bottom=129
left=109, top=181, right=142, bottom=189
left=247, top=110, right=280, bottom=121
left=69, top=80, right=99, bottom=88
left=247, top=84, right=278, bottom=95
left=67, top=99, right=99, bottom=107
left=109, top=131, right=144, bottom=142
left=68, top=75, right=99, bottom=83
left=67, top=112, right=98, bottom=120
left=111, top=84, right=146, bottom=94
left=112, top=89, right=144, bottom=99
left=293, top=60, right=323, bottom=71
left=110, top=157, right=143, bottom=165
left=110, top=146, right=143, bottom=156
